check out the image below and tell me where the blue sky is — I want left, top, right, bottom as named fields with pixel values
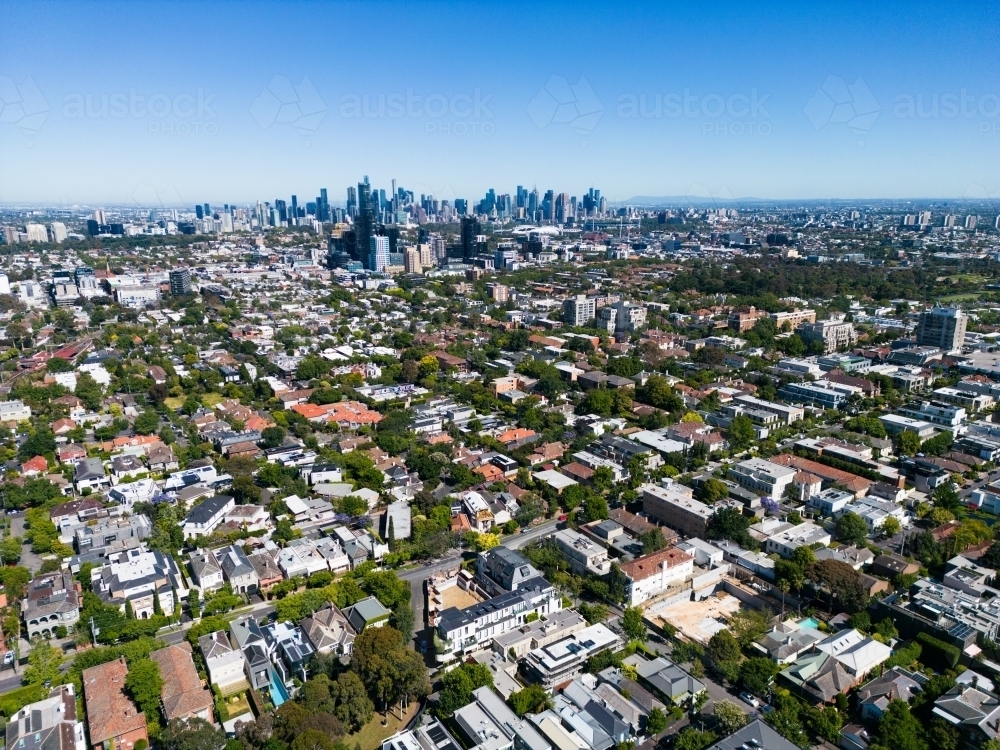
left=2, top=0, right=999, bottom=205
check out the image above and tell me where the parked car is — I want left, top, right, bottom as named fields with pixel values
left=739, top=691, right=760, bottom=708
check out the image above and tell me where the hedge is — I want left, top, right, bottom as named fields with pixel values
left=916, top=631, right=961, bottom=670
left=0, top=684, right=46, bottom=718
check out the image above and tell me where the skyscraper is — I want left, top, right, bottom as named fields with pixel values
left=169, top=268, right=192, bottom=296
left=461, top=216, right=481, bottom=260
left=369, top=235, right=390, bottom=272
left=916, top=305, right=968, bottom=350
left=356, top=177, right=375, bottom=269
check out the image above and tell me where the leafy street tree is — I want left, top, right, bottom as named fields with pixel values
left=714, top=700, right=749, bottom=735
left=739, top=657, right=779, bottom=695
left=23, top=641, right=64, bottom=686
left=835, top=512, right=870, bottom=546
left=674, top=729, right=718, bottom=750
left=621, top=606, right=647, bottom=641
left=728, top=607, right=771, bottom=648
left=646, top=706, right=668, bottom=735
left=350, top=626, right=429, bottom=716
left=727, top=415, right=755, bottom=453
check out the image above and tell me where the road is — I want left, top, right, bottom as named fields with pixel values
left=501, top=519, right=560, bottom=550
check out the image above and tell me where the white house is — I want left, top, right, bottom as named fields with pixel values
left=765, top=522, right=832, bottom=559
left=619, top=547, right=695, bottom=606
left=181, top=495, right=236, bottom=539
left=198, top=630, right=247, bottom=692
left=107, top=478, right=158, bottom=508
left=816, top=628, right=891, bottom=679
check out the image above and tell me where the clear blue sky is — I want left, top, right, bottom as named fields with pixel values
left=2, top=0, right=999, bottom=206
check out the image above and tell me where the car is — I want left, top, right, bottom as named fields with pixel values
left=739, top=691, right=760, bottom=708
left=3, top=652, right=14, bottom=665
left=761, top=705, right=775, bottom=715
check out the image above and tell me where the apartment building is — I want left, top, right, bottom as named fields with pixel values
left=641, top=482, right=716, bottom=538
left=553, top=528, right=612, bottom=576
left=619, top=547, right=695, bottom=606
left=729, top=458, right=797, bottom=498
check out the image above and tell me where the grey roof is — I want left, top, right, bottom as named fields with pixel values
left=438, top=578, right=551, bottom=633
left=708, top=720, right=801, bottom=750
left=198, top=630, right=235, bottom=660
left=74, top=457, right=105, bottom=480
left=216, top=544, right=256, bottom=580
left=344, top=596, right=391, bottom=632
left=635, top=657, right=705, bottom=701
left=184, top=495, right=233, bottom=525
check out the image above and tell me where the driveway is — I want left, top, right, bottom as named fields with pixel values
left=8, top=513, right=45, bottom=573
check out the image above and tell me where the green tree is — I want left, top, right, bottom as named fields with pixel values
left=125, top=657, right=163, bottom=724
left=23, top=641, right=64, bottom=686
left=674, top=729, right=717, bottom=750
left=646, top=706, right=668, bottom=735
left=835, top=512, right=870, bottom=546
left=897, top=430, right=922, bottom=457
left=621, top=607, right=646, bottom=641
left=738, top=657, right=779, bottom=695
left=697, top=478, right=730, bottom=504
left=261, top=426, right=287, bottom=449
left=509, top=684, right=551, bottom=717
left=869, top=700, right=927, bottom=750
left=75, top=372, right=104, bottom=411
left=707, top=630, right=742, bottom=665
left=727, top=415, right=755, bottom=453
left=436, top=662, right=494, bottom=716
left=0, top=536, right=23, bottom=565
left=134, top=409, right=160, bottom=435
left=159, top=718, right=227, bottom=750
left=714, top=700, right=748, bottom=735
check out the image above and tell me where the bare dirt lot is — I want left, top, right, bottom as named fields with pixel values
left=649, top=593, right=743, bottom=644
left=440, top=584, right=484, bottom=611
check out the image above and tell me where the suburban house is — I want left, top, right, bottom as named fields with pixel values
left=189, top=549, right=224, bottom=592
left=344, top=596, right=392, bottom=633
left=216, top=544, right=259, bottom=594
left=181, top=495, right=236, bottom=539
left=82, top=657, right=148, bottom=750
left=23, top=570, right=81, bottom=639
left=150, top=643, right=214, bottom=723
left=301, top=603, right=357, bottom=657
left=199, top=631, right=248, bottom=693
left=4, top=685, right=86, bottom=750
left=230, top=616, right=274, bottom=691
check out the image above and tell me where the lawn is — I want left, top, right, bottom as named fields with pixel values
left=164, top=396, right=185, bottom=411
left=201, top=393, right=224, bottom=407
left=344, top=702, right=419, bottom=750
left=938, top=293, right=981, bottom=302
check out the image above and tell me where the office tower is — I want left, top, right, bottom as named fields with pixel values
left=943, top=214, right=956, bottom=228
left=461, top=216, right=481, bottom=259
left=965, top=215, right=977, bottom=230
left=169, top=268, right=192, bottom=296
left=86, top=219, right=99, bottom=236
left=346, top=186, right=358, bottom=217
left=916, top=305, right=968, bottom=350
left=918, top=210, right=932, bottom=225
left=93, top=209, right=106, bottom=224
left=418, top=243, right=433, bottom=268
left=356, top=177, right=375, bottom=268
left=49, top=222, right=67, bottom=243
left=319, top=188, right=329, bottom=222
left=404, top=248, right=422, bottom=274
left=563, top=295, right=596, bottom=327
left=203, top=204, right=211, bottom=218
left=542, top=190, right=554, bottom=221
left=516, top=186, right=527, bottom=209
left=196, top=205, right=204, bottom=219
left=454, top=199, right=467, bottom=216
left=995, top=215, right=1000, bottom=230
left=528, top=189, right=539, bottom=218
left=275, top=199, right=287, bottom=224
left=2, top=226, right=18, bottom=244
left=369, top=235, right=390, bottom=272
left=25, top=224, right=47, bottom=242
left=555, top=193, right=570, bottom=223
left=902, top=214, right=915, bottom=226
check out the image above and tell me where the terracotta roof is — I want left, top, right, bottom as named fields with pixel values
left=620, top=547, right=693, bottom=582
left=150, top=643, right=214, bottom=721
left=770, top=453, right=872, bottom=494
left=82, top=657, right=147, bottom=744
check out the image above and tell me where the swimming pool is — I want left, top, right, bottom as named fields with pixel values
left=269, top=672, right=289, bottom=707
left=798, top=617, right=820, bottom=629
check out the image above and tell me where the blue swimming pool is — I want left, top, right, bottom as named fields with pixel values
left=799, top=617, right=820, bottom=629
left=269, top=672, right=289, bottom=707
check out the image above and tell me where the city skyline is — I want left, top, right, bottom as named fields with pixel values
left=2, top=1, right=1000, bottom=203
